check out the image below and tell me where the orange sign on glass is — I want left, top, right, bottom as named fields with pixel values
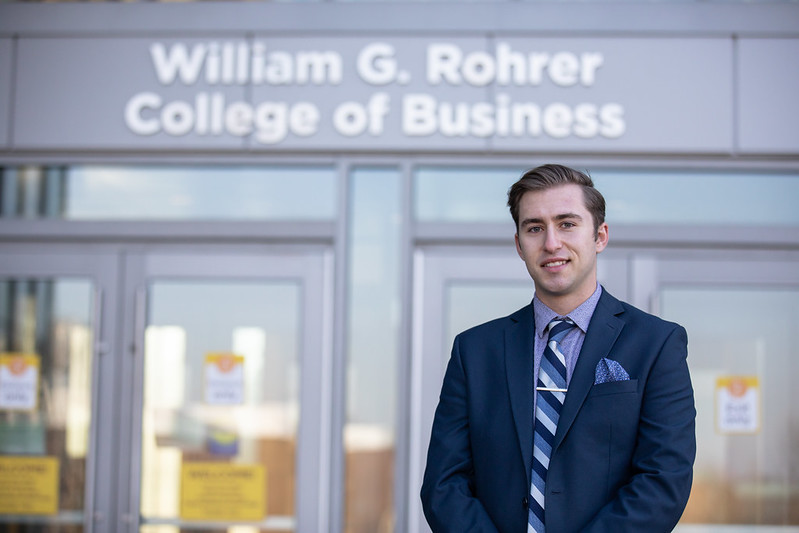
left=0, top=353, right=40, bottom=411
left=716, top=376, right=760, bottom=434
left=204, top=353, right=245, bottom=405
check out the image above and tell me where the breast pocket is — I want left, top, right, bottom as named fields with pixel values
left=587, top=378, right=639, bottom=398
left=580, top=379, right=642, bottom=464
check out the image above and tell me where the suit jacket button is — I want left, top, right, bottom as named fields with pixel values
left=522, top=496, right=528, bottom=508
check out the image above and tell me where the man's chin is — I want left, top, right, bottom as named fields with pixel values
left=533, top=282, right=571, bottom=299
left=533, top=273, right=570, bottom=291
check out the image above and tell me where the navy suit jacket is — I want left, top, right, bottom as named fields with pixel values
left=421, top=289, right=696, bottom=533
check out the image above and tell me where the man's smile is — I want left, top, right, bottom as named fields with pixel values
left=542, top=259, right=569, bottom=268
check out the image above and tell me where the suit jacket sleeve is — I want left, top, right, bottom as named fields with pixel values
left=420, top=334, right=501, bottom=533
left=581, top=324, right=696, bottom=532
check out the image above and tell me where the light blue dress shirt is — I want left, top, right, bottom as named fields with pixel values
left=532, top=284, right=602, bottom=410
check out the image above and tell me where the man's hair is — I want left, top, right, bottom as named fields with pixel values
left=507, top=164, right=606, bottom=236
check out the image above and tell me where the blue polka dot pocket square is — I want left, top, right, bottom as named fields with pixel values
left=594, top=357, right=630, bottom=385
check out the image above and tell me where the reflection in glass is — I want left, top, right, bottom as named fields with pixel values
left=446, top=282, right=532, bottom=352
left=412, top=166, right=799, bottom=228
left=414, top=166, right=519, bottom=223
left=591, top=170, right=799, bottom=227
left=141, top=281, right=300, bottom=531
left=0, top=278, right=93, bottom=530
left=1, top=165, right=337, bottom=221
left=662, top=288, right=799, bottom=526
left=345, top=167, right=401, bottom=533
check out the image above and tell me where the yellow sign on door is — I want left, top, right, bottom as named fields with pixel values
left=0, top=456, right=59, bottom=515
left=181, top=462, right=266, bottom=521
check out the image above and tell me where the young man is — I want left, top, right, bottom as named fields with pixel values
left=421, top=164, right=696, bottom=533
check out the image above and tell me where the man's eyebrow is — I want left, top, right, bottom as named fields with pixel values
left=520, top=213, right=583, bottom=226
left=520, top=217, right=543, bottom=227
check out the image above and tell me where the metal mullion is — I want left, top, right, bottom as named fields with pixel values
left=84, top=285, right=103, bottom=533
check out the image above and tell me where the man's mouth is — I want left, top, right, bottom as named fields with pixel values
left=542, top=259, right=568, bottom=268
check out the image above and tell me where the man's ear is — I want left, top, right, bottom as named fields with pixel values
left=595, top=222, right=609, bottom=253
left=515, top=233, right=523, bottom=258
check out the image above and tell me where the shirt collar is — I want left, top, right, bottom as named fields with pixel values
left=533, top=284, right=603, bottom=339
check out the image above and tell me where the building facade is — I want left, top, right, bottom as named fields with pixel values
left=1, top=2, right=798, bottom=532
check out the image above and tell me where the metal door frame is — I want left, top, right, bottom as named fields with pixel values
left=115, top=243, right=335, bottom=532
left=408, top=243, right=628, bottom=533
left=0, top=243, right=122, bottom=533
left=408, top=243, right=799, bottom=533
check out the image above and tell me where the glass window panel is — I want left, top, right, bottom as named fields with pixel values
left=414, top=166, right=519, bottom=222
left=413, top=166, right=799, bottom=227
left=446, top=282, right=532, bottom=351
left=345, top=167, right=401, bottom=533
left=662, top=287, right=799, bottom=527
left=141, top=280, right=300, bottom=530
left=1, top=165, right=336, bottom=220
left=592, top=170, right=799, bottom=226
left=0, top=278, right=94, bottom=530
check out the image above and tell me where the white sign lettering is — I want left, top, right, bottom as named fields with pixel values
left=426, top=43, right=604, bottom=87
left=150, top=42, right=343, bottom=86
left=123, top=40, right=626, bottom=144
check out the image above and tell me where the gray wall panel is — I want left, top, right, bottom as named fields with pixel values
left=0, top=39, right=11, bottom=148
left=738, top=38, right=799, bottom=154
left=2, top=3, right=798, bottom=36
left=2, top=3, right=798, bottom=156
left=487, top=37, right=733, bottom=154
left=10, top=35, right=739, bottom=154
left=14, top=37, right=247, bottom=150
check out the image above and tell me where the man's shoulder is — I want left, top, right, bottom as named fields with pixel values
left=455, top=303, right=531, bottom=341
left=600, top=290, right=684, bottom=333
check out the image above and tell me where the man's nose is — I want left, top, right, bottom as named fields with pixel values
left=544, top=229, right=562, bottom=252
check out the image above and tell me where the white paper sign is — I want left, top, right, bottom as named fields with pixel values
left=0, top=353, right=40, bottom=411
left=204, top=353, right=245, bottom=405
left=716, top=376, right=760, bottom=434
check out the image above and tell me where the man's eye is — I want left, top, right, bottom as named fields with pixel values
left=561, top=222, right=575, bottom=229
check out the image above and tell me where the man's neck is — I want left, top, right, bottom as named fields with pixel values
left=536, top=284, right=599, bottom=316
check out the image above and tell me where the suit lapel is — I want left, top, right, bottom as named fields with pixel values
left=554, top=291, right=625, bottom=450
left=505, top=304, right=536, bottom=479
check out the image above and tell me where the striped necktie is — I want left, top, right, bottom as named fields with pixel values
left=528, top=317, right=576, bottom=533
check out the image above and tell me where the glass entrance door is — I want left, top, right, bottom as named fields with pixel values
left=119, top=248, right=333, bottom=533
left=0, top=245, right=333, bottom=532
left=0, top=247, right=119, bottom=533
left=649, top=255, right=799, bottom=532
left=409, top=246, right=799, bottom=533
left=408, top=245, right=627, bottom=533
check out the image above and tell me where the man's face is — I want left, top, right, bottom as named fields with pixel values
left=514, top=184, right=609, bottom=314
